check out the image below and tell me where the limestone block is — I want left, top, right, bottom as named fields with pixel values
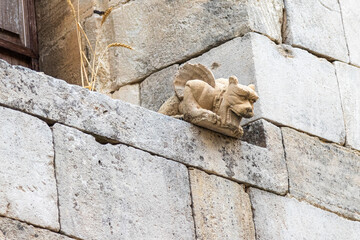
left=249, top=188, right=360, bottom=240
left=140, top=64, right=179, bottom=111
left=189, top=33, right=345, bottom=143
left=283, top=0, right=349, bottom=62
left=110, top=84, right=140, bottom=105
left=0, top=106, right=59, bottom=231
left=95, top=0, right=283, bottom=92
left=189, top=169, right=255, bottom=240
left=35, top=0, right=96, bottom=85
left=0, top=217, right=73, bottom=240
left=334, top=62, right=360, bottom=151
left=339, top=0, right=360, bottom=66
left=282, top=127, right=360, bottom=221
left=53, top=124, right=195, bottom=240
left=39, top=29, right=82, bottom=86
left=0, top=60, right=288, bottom=194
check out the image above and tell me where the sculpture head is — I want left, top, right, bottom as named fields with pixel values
left=225, top=76, right=259, bottom=118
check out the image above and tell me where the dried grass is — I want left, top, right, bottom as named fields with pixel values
left=66, top=0, right=133, bottom=91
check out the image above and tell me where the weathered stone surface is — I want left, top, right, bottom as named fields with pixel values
left=0, top=60, right=288, bottom=194
left=282, top=127, right=360, bottom=221
left=140, top=64, right=179, bottom=111
left=110, top=83, right=140, bottom=105
left=53, top=124, right=195, bottom=240
left=334, top=62, right=360, bottom=151
left=249, top=188, right=360, bottom=240
left=189, top=169, right=255, bottom=240
left=35, top=0, right=96, bottom=85
left=0, top=217, right=73, bottom=240
left=0, top=106, right=59, bottom=231
left=94, top=0, right=283, bottom=92
left=283, top=0, right=349, bottom=62
left=340, top=0, right=360, bottom=66
left=189, top=33, right=345, bottom=143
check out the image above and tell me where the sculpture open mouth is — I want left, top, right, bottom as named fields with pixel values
left=230, top=107, right=253, bottom=118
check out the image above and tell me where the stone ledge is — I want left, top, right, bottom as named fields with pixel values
left=0, top=59, right=288, bottom=194
left=282, top=127, right=360, bottom=221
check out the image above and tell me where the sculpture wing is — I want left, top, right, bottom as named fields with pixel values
left=174, top=63, right=216, bottom=100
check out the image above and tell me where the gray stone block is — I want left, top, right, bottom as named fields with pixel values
left=53, top=124, right=195, bottom=240
left=249, top=188, right=360, bottom=240
left=0, top=217, right=73, bottom=240
left=283, top=0, right=349, bottom=62
left=282, top=127, right=360, bottom=221
left=189, top=169, right=255, bottom=240
left=0, top=60, right=288, bottom=194
left=189, top=33, right=345, bottom=144
left=0, top=106, right=59, bottom=231
left=334, top=62, right=360, bottom=151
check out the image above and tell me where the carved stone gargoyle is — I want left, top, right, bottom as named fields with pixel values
left=158, top=63, right=259, bottom=138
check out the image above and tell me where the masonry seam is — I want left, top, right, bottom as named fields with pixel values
left=337, top=0, right=351, bottom=62
left=286, top=195, right=360, bottom=222
left=333, top=65, right=348, bottom=146
left=50, top=127, right=62, bottom=234
left=245, top=187, right=259, bottom=240
left=187, top=168, right=198, bottom=239
left=280, top=129, right=291, bottom=194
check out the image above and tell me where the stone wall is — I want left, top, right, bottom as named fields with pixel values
left=1, top=0, right=360, bottom=239
left=1, top=59, right=359, bottom=239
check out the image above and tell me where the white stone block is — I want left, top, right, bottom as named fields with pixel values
left=189, top=33, right=345, bottom=143
left=189, top=169, right=255, bottom=240
left=282, top=127, right=360, bottom=221
left=249, top=188, right=360, bottom=240
left=339, top=0, right=360, bottom=66
left=0, top=107, right=59, bottom=231
left=334, top=62, right=360, bottom=151
left=283, top=0, right=349, bottom=62
left=53, top=124, right=195, bottom=240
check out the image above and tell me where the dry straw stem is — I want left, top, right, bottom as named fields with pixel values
left=67, top=0, right=133, bottom=91
left=91, top=43, right=133, bottom=91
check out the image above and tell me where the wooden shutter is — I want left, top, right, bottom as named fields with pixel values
left=0, top=0, right=38, bottom=70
